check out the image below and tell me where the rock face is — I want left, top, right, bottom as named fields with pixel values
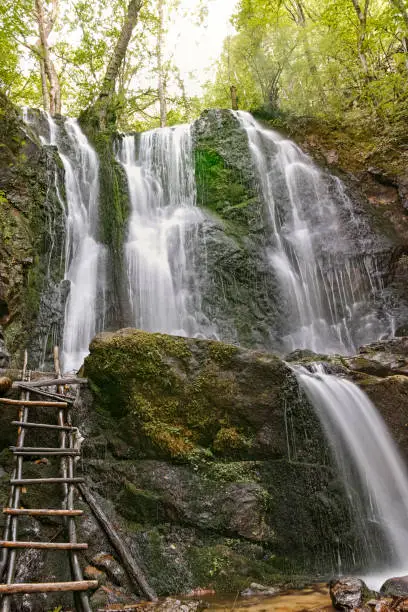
left=0, top=94, right=66, bottom=368
left=74, top=330, right=375, bottom=594
left=1, top=331, right=408, bottom=608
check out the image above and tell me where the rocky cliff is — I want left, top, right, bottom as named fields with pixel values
left=0, top=330, right=407, bottom=610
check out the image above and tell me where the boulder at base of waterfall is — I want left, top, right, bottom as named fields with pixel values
left=380, top=576, right=408, bottom=598
left=330, top=577, right=366, bottom=610
left=241, top=582, right=280, bottom=597
left=0, top=376, right=11, bottom=395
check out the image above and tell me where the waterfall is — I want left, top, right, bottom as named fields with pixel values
left=116, top=125, right=217, bottom=338
left=233, top=111, right=391, bottom=355
left=22, top=109, right=106, bottom=372
left=295, top=364, right=408, bottom=588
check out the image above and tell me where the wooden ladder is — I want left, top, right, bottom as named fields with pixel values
left=0, top=353, right=97, bottom=611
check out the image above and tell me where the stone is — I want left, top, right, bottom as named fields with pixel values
left=0, top=326, right=10, bottom=368
left=0, top=376, right=12, bottom=395
left=380, top=576, right=408, bottom=598
left=92, top=552, right=128, bottom=587
left=241, top=582, right=280, bottom=596
left=83, top=564, right=107, bottom=585
left=330, top=577, right=366, bottom=610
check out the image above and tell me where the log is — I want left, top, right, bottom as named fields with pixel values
left=16, top=383, right=74, bottom=404
left=11, top=477, right=84, bottom=485
left=13, top=377, right=87, bottom=388
left=12, top=421, right=76, bottom=432
left=0, top=541, right=88, bottom=550
left=10, top=447, right=80, bottom=453
left=0, top=398, right=67, bottom=407
left=0, top=580, right=98, bottom=593
left=78, top=484, right=158, bottom=602
left=3, top=508, right=83, bottom=517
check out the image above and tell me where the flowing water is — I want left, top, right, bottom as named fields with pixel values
left=22, top=109, right=106, bottom=372
left=116, top=125, right=218, bottom=338
left=295, top=364, right=408, bottom=588
left=233, top=111, right=391, bottom=354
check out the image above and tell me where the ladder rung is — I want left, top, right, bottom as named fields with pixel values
left=3, top=508, right=83, bottom=517
left=0, top=541, right=88, bottom=550
left=10, top=447, right=79, bottom=456
left=11, top=478, right=84, bottom=485
left=0, top=398, right=67, bottom=407
left=12, top=421, right=76, bottom=432
left=12, top=451, right=80, bottom=457
left=0, top=580, right=98, bottom=593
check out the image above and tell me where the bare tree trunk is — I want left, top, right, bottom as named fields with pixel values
left=99, top=0, right=143, bottom=102
left=350, top=0, right=371, bottom=77
left=390, top=0, right=408, bottom=71
left=230, top=85, right=238, bottom=110
left=157, top=0, right=167, bottom=128
left=35, top=0, right=61, bottom=114
left=38, top=52, right=50, bottom=112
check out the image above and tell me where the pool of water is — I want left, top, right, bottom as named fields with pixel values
left=198, top=584, right=333, bottom=611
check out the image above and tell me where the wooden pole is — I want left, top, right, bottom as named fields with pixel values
left=0, top=580, right=98, bottom=594
left=13, top=377, right=87, bottom=388
left=78, top=484, right=158, bottom=602
left=0, top=398, right=67, bottom=407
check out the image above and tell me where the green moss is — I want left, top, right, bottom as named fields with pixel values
left=195, top=147, right=258, bottom=233
left=213, top=427, right=252, bottom=454
left=118, top=482, right=165, bottom=523
left=208, top=341, right=239, bottom=364
left=84, top=330, right=258, bottom=461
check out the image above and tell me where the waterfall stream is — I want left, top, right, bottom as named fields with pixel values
left=295, top=364, right=408, bottom=588
left=23, top=109, right=106, bottom=372
left=116, top=125, right=218, bottom=338
left=234, top=111, right=391, bottom=354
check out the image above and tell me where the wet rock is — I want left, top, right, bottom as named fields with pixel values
left=241, top=582, right=280, bottom=596
left=380, top=576, right=408, bottom=597
left=84, top=564, right=107, bottom=585
left=343, top=357, right=391, bottom=377
left=92, top=552, right=128, bottom=587
left=0, top=376, right=12, bottom=395
left=0, top=326, right=10, bottom=368
left=136, top=599, right=206, bottom=612
left=330, top=577, right=366, bottom=610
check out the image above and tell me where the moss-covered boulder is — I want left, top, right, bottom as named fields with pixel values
left=78, top=329, right=369, bottom=594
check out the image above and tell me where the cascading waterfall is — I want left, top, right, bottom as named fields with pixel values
left=22, top=109, right=106, bottom=372
left=116, top=125, right=217, bottom=338
left=295, top=364, right=408, bottom=587
left=234, top=111, right=391, bottom=354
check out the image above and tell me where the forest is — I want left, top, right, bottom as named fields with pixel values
left=2, top=0, right=408, bottom=137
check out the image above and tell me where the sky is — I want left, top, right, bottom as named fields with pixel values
left=170, top=0, right=238, bottom=95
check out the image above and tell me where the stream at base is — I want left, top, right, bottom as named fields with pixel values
left=190, top=585, right=333, bottom=611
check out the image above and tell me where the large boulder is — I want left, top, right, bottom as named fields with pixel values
left=329, top=577, right=366, bottom=610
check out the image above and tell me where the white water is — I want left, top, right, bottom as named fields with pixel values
left=116, top=125, right=217, bottom=338
left=295, top=364, right=408, bottom=588
left=234, top=111, right=390, bottom=354
left=22, top=109, right=106, bottom=372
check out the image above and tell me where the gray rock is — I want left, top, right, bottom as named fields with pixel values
left=330, top=577, right=366, bottom=610
left=241, top=582, right=280, bottom=597
left=380, top=575, right=408, bottom=597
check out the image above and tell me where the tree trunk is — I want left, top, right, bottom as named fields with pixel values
left=230, top=85, right=238, bottom=110
left=99, top=0, right=143, bottom=102
left=35, top=0, right=61, bottom=114
left=350, top=0, right=371, bottom=77
left=390, top=0, right=408, bottom=71
left=157, top=0, right=167, bottom=128
left=38, top=52, right=50, bottom=112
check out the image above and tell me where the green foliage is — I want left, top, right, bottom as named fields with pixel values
left=205, top=0, right=408, bottom=136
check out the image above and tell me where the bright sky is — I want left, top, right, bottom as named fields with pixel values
left=170, top=0, right=238, bottom=95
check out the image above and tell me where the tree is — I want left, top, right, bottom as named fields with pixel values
left=96, top=0, right=143, bottom=126
left=157, top=0, right=167, bottom=126
left=35, top=0, right=61, bottom=114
